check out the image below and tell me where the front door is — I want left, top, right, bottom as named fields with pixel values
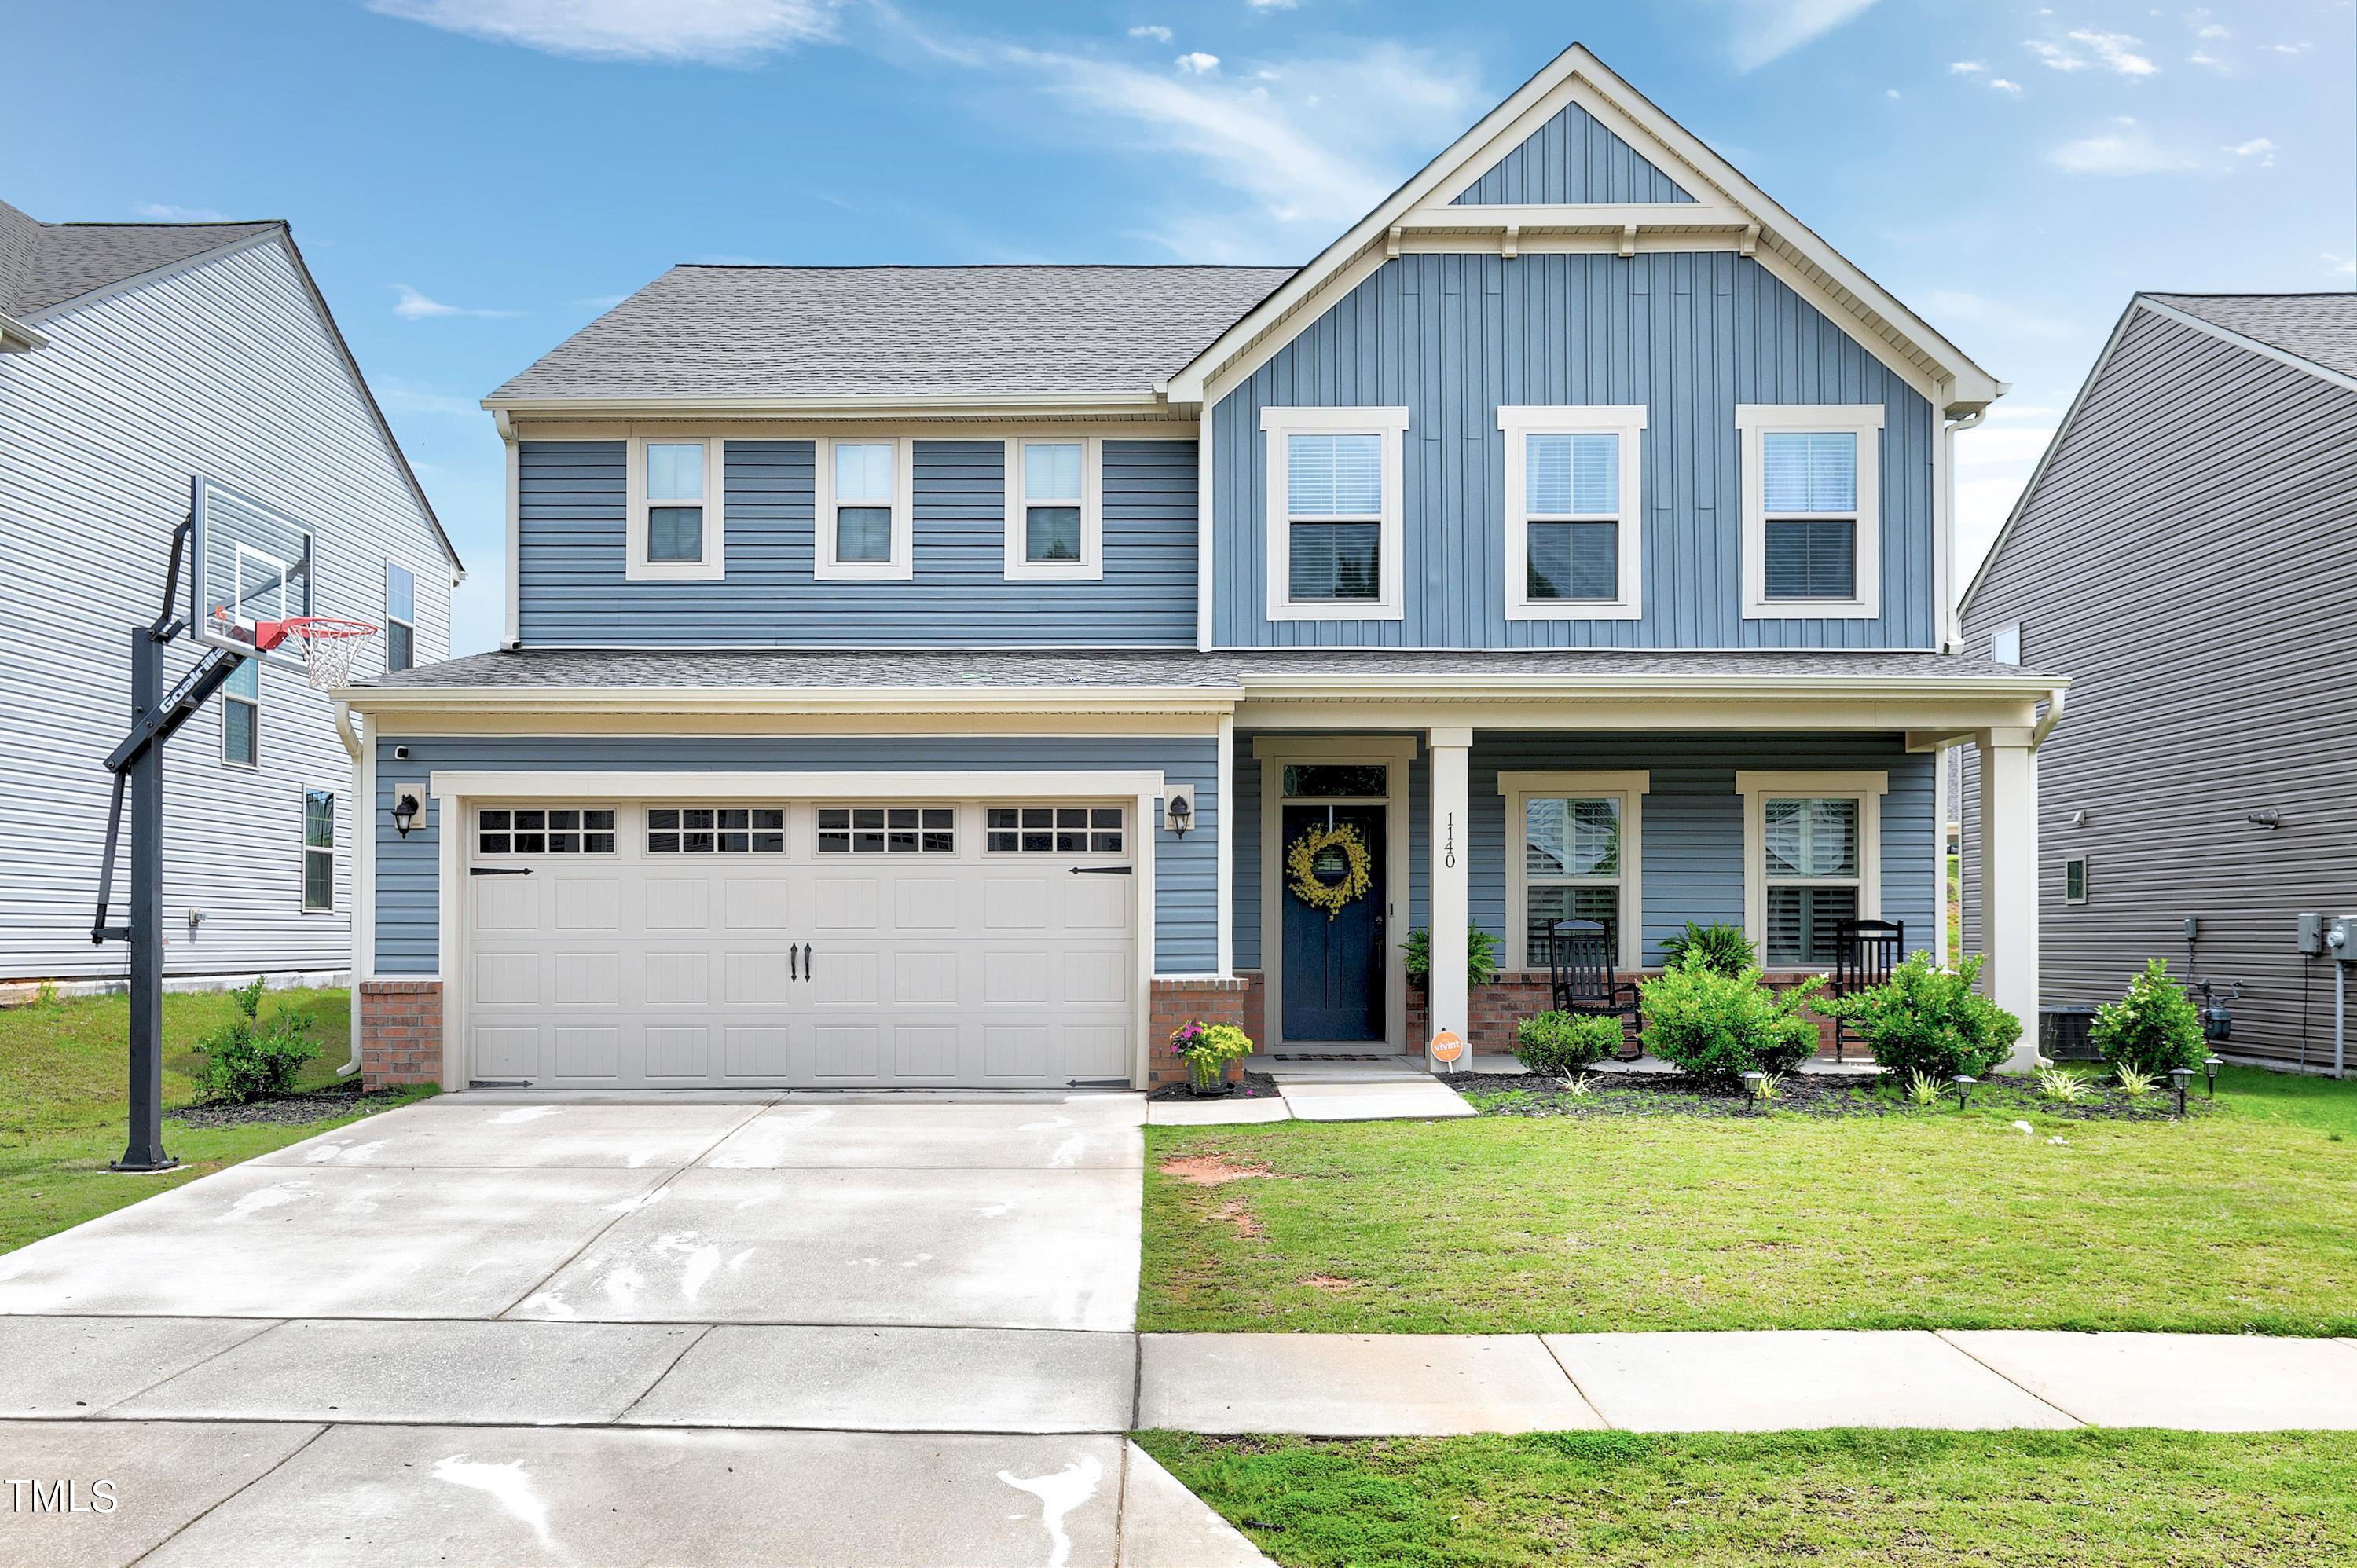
left=1280, top=802, right=1387, bottom=1042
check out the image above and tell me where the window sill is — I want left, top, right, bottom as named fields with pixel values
left=1002, top=560, right=1105, bottom=583
left=1740, top=596, right=1880, bottom=621
left=813, top=559, right=914, bottom=583
left=625, top=559, right=726, bottom=584
left=1506, top=599, right=1641, bottom=621
left=1267, top=599, right=1403, bottom=622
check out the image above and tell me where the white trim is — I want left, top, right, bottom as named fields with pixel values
left=1735, top=769, right=1886, bottom=965
left=382, top=559, right=418, bottom=676
left=1251, top=735, right=1416, bottom=1053
left=501, top=434, right=521, bottom=647
left=1196, top=420, right=1215, bottom=650
left=1497, top=405, right=1646, bottom=621
left=300, top=782, right=338, bottom=914
left=1736, top=404, right=1884, bottom=621
left=1215, top=710, right=1234, bottom=976
left=1498, top=770, right=1648, bottom=970
left=1001, top=436, right=1103, bottom=581
left=1260, top=406, right=1409, bottom=621
left=625, top=436, right=725, bottom=582
left=2064, top=854, right=2089, bottom=906
left=220, top=656, right=261, bottom=770
left=814, top=435, right=915, bottom=581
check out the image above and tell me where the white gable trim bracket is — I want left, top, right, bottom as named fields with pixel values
left=1167, top=45, right=2000, bottom=420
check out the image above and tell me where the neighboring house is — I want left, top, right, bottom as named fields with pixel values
left=1961, top=293, right=2357, bottom=1071
left=0, top=200, right=460, bottom=987
left=346, top=45, right=2062, bottom=1094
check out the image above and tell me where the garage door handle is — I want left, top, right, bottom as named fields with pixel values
left=1070, top=865, right=1133, bottom=875
left=468, top=866, right=531, bottom=877
left=801, top=942, right=812, bottom=978
left=790, top=944, right=797, bottom=981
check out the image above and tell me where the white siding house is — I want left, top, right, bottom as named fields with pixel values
left=0, top=200, right=460, bottom=983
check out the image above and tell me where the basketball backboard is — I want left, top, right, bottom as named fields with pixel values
left=188, top=476, right=314, bottom=657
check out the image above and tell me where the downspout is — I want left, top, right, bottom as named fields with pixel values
left=333, top=698, right=366, bottom=1079
left=1939, top=407, right=1987, bottom=652
left=2031, top=683, right=2066, bottom=750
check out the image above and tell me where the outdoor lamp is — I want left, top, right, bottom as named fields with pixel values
left=2169, top=1067, right=2194, bottom=1116
left=2204, top=1056, right=2223, bottom=1097
left=390, top=790, right=422, bottom=838
left=1165, top=792, right=1193, bottom=837
left=1740, top=1069, right=1765, bottom=1112
left=1952, top=1074, right=1975, bottom=1110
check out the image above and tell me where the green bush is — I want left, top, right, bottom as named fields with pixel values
left=1512, top=1010, right=1622, bottom=1074
left=1402, top=925, right=1501, bottom=987
left=192, top=979, right=319, bottom=1104
left=1659, top=921, right=1757, bottom=976
left=2091, top=958, right=2207, bottom=1078
left=1639, top=964, right=1822, bottom=1087
left=1821, top=951, right=2021, bottom=1081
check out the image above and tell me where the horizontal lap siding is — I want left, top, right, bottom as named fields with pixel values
left=1209, top=252, right=1935, bottom=649
left=515, top=439, right=1196, bottom=647
left=1962, top=308, right=2357, bottom=1066
left=372, top=735, right=1218, bottom=976
left=1451, top=101, right=1695, bottom=204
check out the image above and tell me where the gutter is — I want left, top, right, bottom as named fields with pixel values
left=332, top=698, right=365, bottom=1080
left=2032, top=683, right=2067, bottom=749
left=483, top=390, right=1172, bottom=421
left=339, top=683, right=1247, bottom=717
left=0, top=310, right=48, bottom=353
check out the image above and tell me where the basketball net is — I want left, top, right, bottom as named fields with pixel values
left=230, top=612, right=379, bottom=691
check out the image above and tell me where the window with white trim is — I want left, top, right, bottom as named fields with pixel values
left=478, top=808, right=618, bottom=855
left=1501, top=771, right=1646, bottom=970
left=1004, top=438, right=1101, bottom=579
left=816, top=805, right=953, bottom=854
left=1261, top=407, right=1407, bottom=620
left=1737, top=771, right=1886, bottom=969
left=221, top=656, right=258, bottom=768
left=1499, top=406, right=1645, bottom=619
left=985, top=805, right=1125, bottom=854
left=383, top=562, right=416, bottom=673
left=648, top=807, right=784, bottom=854
left=817, top=438, right=911, bottom=579
left=1736, top=405, right=1882, bottom=619
left=628, top=438, right=723, bottom=581
left=1989, top=622, right=2022, bottom=665
left=302, top=788, right=335, bottom=913
left=2065, top=855, right=2088, bottom=904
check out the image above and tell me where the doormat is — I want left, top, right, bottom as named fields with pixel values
left=1268, top=1053, right=1389, bottom=1061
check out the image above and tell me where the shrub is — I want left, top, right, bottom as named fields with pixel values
left=1512, top=1010, right=1622, bottom=1074
left=1820, top=952, right=2022, bottom=1082
left=1659, top=921, right=1757, bottom=976
left=229, top=973, right=266, bottom=1021
left=1401, top=925, right=1501, bottom=987
left=1638, top=965, right=1822, bottom=1087
left=2091, top=958, right=2207, bottom=1078
left=192, top=1003, right=317, bottom=1104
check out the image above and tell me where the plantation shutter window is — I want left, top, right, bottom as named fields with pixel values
left=1522, top=795, right=1624, bottom=967
left=1761, top=796, right=1861, bottom=966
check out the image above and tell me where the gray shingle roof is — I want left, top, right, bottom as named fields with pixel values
left=2145, top=292, right=2357, bottom=382
left=0, top=199, right=283, bottom=318
left=361, top=646, right=2051, bottom=691
left=488, top=264, right=1299, bottom=402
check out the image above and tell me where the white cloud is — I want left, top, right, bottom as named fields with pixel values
left=1724, top=0, right=1882, bottom=72
left=1989, top=78, right=2024, bottom=97
left=134, top=202, right=231, bottom=222
left=2325, top=253, right=2357, bottom=277
left=1886, top=87, right=1901, bottom=99
left=2223, top=136, right=2278, bottom=167
left=391, top=284, right=518, bottom=319
left=366, top=0, right=836, bottom=65
left=2266, top=42, right=2311, bottom=55
left=1949, top=59, right=1985, bottom=73
left=2069, top=29, right=2157, bottom=75
left=1246, top=0, right=1298, bottom=9
left=2025, top=38, right=2086, bottom=71
left=1175, top=50, right=1219, bottom=74
left=2045, top=119, right=2192, bottom=174
left=1127, top=24, right=1172, bottom=42
left=2195, top=24, right=2227, bottom=39
left=2187, top=49, right=2226, bottom=70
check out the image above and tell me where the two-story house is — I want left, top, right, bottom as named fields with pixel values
left=344, top=46, right=2062, bottom=1093
left=0, top=200, right=460, bottom=995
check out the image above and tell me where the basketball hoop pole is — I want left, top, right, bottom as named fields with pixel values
left=116, top=619, right=175, bottom=1172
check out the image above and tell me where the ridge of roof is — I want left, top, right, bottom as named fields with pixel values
left=2135, top=291, right=2357, bottom=383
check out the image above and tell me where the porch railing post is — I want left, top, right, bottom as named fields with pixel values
left=1428, top=727, right=1473, bottom=1072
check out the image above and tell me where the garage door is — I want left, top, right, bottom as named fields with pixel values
left=460, top=798, right=1138, bottom=1089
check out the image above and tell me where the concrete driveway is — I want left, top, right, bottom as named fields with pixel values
left=0, top=1092, right=1269, bottom=1568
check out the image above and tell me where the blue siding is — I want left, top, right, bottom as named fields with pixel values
left=1209, top=251, right=1937, bottom=649
left=515, top=438, right=1197, bottom=647
left=1453, top=101, right=1695, bottom=204
left=374, top=735, right=1219, bottom=975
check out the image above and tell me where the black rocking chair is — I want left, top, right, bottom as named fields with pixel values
left=1829, top=918, right=1904, bottom=1062
left=1546, top=918, right=1640, bottom=1055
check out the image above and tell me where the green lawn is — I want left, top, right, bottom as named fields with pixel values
left=1141, top=1429, right=2357, bottom=1567
left=0, top=985, right=431, bottom=1253
left=1142, top=1068, right=2357, bottom=1335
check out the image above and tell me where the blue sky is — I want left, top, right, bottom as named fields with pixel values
left=9, top=0, right=2352, bottom=652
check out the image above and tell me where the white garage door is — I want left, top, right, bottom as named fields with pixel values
left=460, top=799, right=1138, bottom=1089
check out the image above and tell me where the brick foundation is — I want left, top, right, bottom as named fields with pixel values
left=360, top=980, right=443, bottom=1090
left=1149, top=976, right=1252, bottom=1090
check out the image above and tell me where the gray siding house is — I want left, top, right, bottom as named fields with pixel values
left=1961, top=293, right=2357, bottom=1069
left=344, top=45, right=2062, bottom=1095
left=0, top=200, right=460, bottom=987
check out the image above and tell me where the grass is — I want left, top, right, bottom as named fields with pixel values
left=1142, top=1066, right=2357, bottom=1335
left=0, top=985, right=431, bottom=1253
left=1140, top=1429, right=2357, bottom=1567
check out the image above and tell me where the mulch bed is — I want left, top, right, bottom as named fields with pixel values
left=1462, top=1068, right=2213, bottom=1122
left=170, top=1083, right=418, bottom=1129
left=1147, top=1070, right=1282, bottom=1104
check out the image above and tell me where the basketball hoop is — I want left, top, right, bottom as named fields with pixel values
left=247, top=614, right=378, bottom=691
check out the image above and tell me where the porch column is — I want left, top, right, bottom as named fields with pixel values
left=1427, top=727, right=1473, bottom=1070
left=1977, top=727, right=2040, bottom=1070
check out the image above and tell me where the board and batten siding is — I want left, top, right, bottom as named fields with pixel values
left=1960, top=305, right=2357, bottom=1069
left=0, top=236, right=452, bottom=980
left=1208, top=251, right=1938, bottom=649
left=372, top=735, right=1219, bottom=976
left=515, top=438, right=1198, bottom=647
left=1450, top=100, right=1696, bottom=205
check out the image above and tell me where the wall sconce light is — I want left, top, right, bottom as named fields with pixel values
left=390, top=790, right=423, bottom=838
left=1164, top=788, right=1194, bottom=837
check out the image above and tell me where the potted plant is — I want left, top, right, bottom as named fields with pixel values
left=1168, top=1020, right=1254, bottom=1096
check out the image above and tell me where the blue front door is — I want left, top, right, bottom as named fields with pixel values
left=1281, top=803, right=1387, bottom=1042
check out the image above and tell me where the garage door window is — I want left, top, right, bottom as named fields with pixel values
left=986, top=805, right=1124, bottom=854
left=818, top=805, right=955, bottom=855
left=648, top=807, right=786, bottom=855
left=478, top=808, right=618, bottom=855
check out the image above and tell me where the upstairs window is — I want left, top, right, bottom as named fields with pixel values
left=628, top=437, right=724, bottom=581
left=1004, top=438, right=1102, bottom=579
left=384, top=562, right=416, bottom=674
left=1262, top=408, right=1406, bottom=621
left=1499, top=406, right=1645, bottom=620
left=1737, top=406, right=1882, bottom=619
left=819, top=438, right=911, bottom=580
left=221, top=656, right=259, bottom=768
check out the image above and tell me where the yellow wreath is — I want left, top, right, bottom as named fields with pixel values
left=1286, top=822, right=1373, bottom=920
